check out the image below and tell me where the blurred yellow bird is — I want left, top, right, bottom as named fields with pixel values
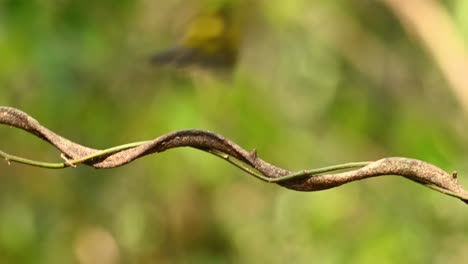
left=150, top=5, right=241, bottom=69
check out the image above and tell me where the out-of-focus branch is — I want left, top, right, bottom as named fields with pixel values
left=1, top=106, right=467, bottom=204
left=384, top=0, right=468, bottom=116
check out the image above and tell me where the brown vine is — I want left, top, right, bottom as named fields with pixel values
left=1, top=106, right=467, bottom=204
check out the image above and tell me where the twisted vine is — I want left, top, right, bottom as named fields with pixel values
left=1, top=106, right=467, bottom=204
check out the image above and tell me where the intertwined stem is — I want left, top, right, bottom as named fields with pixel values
left=1, top=106, right=467, bottom=204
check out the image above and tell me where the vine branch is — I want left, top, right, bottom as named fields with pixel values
left=1, top=106, right=467, bottom=204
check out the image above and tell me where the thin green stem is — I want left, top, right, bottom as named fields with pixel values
left=206, top=149, right=267, bottom=180
left=0, top=150, right=66, bottom=169
left=67, top=140, right=150, bottom=166
left=0, top=140, right=151, bottom=169
left=205, top=148, right=373, bottom=183
left=417, top=182, right=468, bottom=201
left=2, top=140, right=372, bottom=183
left=269, top=161, right=373, bottom=182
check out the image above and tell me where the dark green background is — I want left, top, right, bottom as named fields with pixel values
left=1, top=0, right=468, bottom=263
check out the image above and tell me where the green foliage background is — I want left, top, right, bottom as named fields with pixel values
left=1, top=0, right=468, bottom=263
